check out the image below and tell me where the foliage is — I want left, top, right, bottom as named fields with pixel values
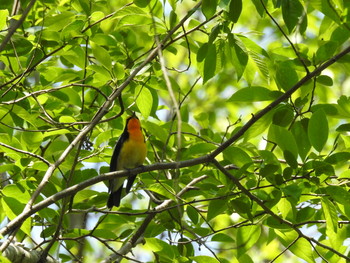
left=0, top=0, right=350, bottom=262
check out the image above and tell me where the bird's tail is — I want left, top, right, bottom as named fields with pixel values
left=107, top=187, right=123, bottom=208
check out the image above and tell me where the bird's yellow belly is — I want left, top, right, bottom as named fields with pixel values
left=117, top=139, right=146, bottom=170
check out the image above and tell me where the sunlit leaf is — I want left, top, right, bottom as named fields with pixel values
left=275, top=60, right=298, bottom=91
left=0, top=9, right=9, bottom=30
left=203, top=43, right=217, bottom=83
left=202, top=0, right=218, bottom=20
left=91, top=42, right=112, bottom=70
left=282, top=0, right=304, bottom=34
left=207, top=198, right=228, bottom=221
left=136, top=87, right=153, bottom=118
left=308, top=109, right=328, bottom=152
left=228, top=34, right=248, bottom=80
left=322, top=197, right=338, bottom=233
left=229, top=86, right=280, bottom=102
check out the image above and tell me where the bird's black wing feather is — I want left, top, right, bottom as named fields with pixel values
left=109, top=130, right=129, bottom=192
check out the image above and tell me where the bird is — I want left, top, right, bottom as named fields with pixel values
left=108, top=113, right=147, bottom=208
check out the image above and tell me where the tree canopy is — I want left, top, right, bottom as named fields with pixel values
left=1, top=0, right=350, bottom=262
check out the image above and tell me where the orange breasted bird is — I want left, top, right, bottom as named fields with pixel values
left=108, top=113, right=147, bottom=208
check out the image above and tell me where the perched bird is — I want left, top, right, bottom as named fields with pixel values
left=108, top=113, right=147, bottom=208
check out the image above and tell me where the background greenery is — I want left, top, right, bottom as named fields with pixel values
left=0, top=0, right=350, bottom=262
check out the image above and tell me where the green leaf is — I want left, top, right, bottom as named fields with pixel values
left=93, top=229, right=118, bottom=240
left=187, top=206, right=199, bottom=225
left=228, top=0, right=242, bottom=23
left=331, top=26, right=350, bottom=45
left=309, top=0, right=342, bottom=24
left=91, top=42, right=112, bottom=70
left=144, top=238, right=175, bottom=260
left=207, top=198, right=227, bottom=221
left=272, top=105, right=294, bottom=127
left=277, top=198, right=293, bottom=220
left=322, top=198, right=338, bottom=233
left=317, top=75, right=333, bottom=86
left=325, top=152, right=350, bottom=164
left=315, top=41, right=338, bottom=64
left=21, top=131, right=43, bottom=151
left=203, top=43, right=217, bottom=83
left=45, top=11, right=75, bottom=31
left=59, top=116, right=76, bottom=123
left=308, top=109, right=328, bottom=152
left=281, top=0, right=304, bottom=34
left=228, top=34, right=248, bottom=80
left=202, top=0, right=218, bottom=20
left=0, top=9, right=9, bottom=30
left=0, top=35, right=33, bottom=56
left=238, top=254, right=254, bottom=263
left=136, top=87, right=153, bottom=118
left=276, top=230, right=315, bottom=262
left=229, top=86, right=281, bottom=102
left=325, top=186, right=350, bottom=206
left=177, top=238, right=194, bottom=257
left=313, top=160, right=334, bottom=177
left=191, top=256, right=220, bottom=263
left=282, top=184, right=302, bottom=204
left=147, top=183, right=175, bottom=199
left=143, top=121, right=168, bottom=142
left=197, top=43, right=208, bottom=63
left=237, top=225, right=261, bottom=257
left=61, top=20, right=84, bottom=39
left=268, top=125, right=298, bottom=159
left=211, top=233, right=235, bottom=242
left=337, top=95, right=350, bottom=117
left=134, top=0, right=150, bottom=8
left=336, top=123, right=350, bottom=132
left=230, top=196, right=252, bottom=218
left=265, top=216, right=290, bottom=229
left=0, top=255, right=11, bottom=263
left=62, top=46, right=86, bottom=69
left=296, top=207, right=315, bottom=223
left=74, top=190, right=99, bottom=203
left=250, top=0, right=267, bottom=17
left=2, top=184, right=31, bottom=204
left=244, top=110, right=274, bottom=141
left=169, top=10, right=177, bottom=29
left=291, top=119, right=311, bottom=161
left=283, top=150, right=298, bottom=169
left=183, top=143, right=216, bottom=159
left=275, top=60, right=298, bottom=91
left=223, top=146, right=252, bottom=168
left=260, top=164, right=279, bottom=178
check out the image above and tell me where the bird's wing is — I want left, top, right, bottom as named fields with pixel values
left=109, top=132, right=128, bottom=193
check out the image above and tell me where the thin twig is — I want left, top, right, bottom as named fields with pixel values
left=0, top=142, right=50, bottom=166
